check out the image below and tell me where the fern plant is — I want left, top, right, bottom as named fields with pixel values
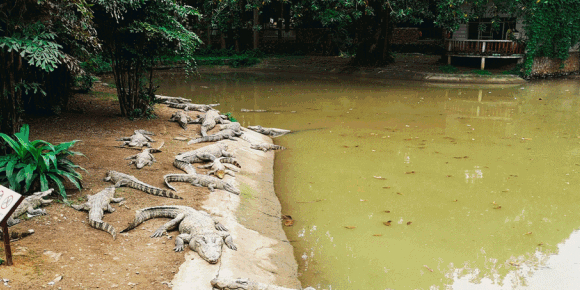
left=0, top=124, right=87, bottom=198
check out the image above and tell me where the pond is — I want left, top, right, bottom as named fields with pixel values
left=155, top=71, right=580, bottom=289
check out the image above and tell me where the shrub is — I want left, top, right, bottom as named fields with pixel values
left=225, top=112, right=238, bottom=122
left=439, top=65, right=458, bottom=73
left=80, top=54, right=112, bottom=75
left=470, top=69, right=492, bottom=76
left=0, top=124, right=87, bottom=198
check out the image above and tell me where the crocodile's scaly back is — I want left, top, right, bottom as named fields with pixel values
left=7, top=188, right=54, bottom=227
left=72, top=187, right=124, bottom=239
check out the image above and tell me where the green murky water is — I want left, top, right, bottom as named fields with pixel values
left=155, top=71, right=580, bottom=289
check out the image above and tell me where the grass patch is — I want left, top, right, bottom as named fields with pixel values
left=90, top=91, right=118, bottom=100
left=470, top=69, right=492, bottom=75
left=439, top=65, right=459, bottom=73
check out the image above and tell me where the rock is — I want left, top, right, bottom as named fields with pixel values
left=43, top=251, right=62, bottom=262
left=13, top=246, right=28, bottom=256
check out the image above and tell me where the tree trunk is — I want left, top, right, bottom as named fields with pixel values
left=253, top=8, right=259, bottom=50
left=0, top=50, right=23, bottom=136
left=352, top=2, right=394, bottom=66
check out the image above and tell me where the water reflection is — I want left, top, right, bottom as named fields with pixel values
left=450, top=229, right=580, bottom=290
left=152, top=72, right=580, bottom=289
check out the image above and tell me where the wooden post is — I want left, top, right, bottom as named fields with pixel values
left=481, top=57, right=486, bottom=70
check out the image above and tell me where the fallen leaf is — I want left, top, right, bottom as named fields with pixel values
left=406, top=221, right=413, bottom=225
left=345, top=226, right=356, bottom=229
left=383, top=186, right=391, bottom=189
left=373, top=176, right=386, bottom=180
left=360, top=199, right=367, bottom=202
left=384, top=210, right=391, bottom=213
left=424, top=265, right=433, bottom=272
left=453, top=199, right=458, bottom=202
left=510, top=261, right=520, bottom=266
left=284, top=220, right=295, bottom=227
left=373, top=234, right=383, bottom=237
left=397, top=192, right=403, bottom=195
left=524, top=232, right=532, bottom=235
left=493, top=206, right=502, bottom=209
left=538, top=242, right=544, bottom=246
left=446, top=175, right=453, bottom=177
left=383, top=221, right=392, bottom=226
left=342, top=145, right=349, bottom=148
left=405, top=171, right=415, bottom=174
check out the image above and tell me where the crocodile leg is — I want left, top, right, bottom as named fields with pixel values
left=175, top=233, right=192, bottom=252
left=218, top=232, right=237, bottom=251
left=112, top=197, right=125, bottom=203
left=27, top=206, right=47, bottom=216
left=151, top=213, right=185, bottom=238
left=106, top=204, right=116, bottom=213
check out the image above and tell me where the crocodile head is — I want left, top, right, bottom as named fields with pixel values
left=210, top=278, right=250, bottom=290
left=215, top=170, right=226, bottom=179
left=224, top=182, right=240, bottom=195
left=190, top=233, right=225, bottom=264
left=30, top=188, right=55, bottom=204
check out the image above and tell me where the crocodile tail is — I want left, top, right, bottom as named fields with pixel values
left=272, top=144, right=286, bottom=150
left=121, top=206, right=181, bottom=233
left=0, top=229, right=35, bottom=241
left=187, top=137, right=204, bottom=145
left=163, top=174, right=192, bottom=191
left=174, top=159, right=197, bottom=174
left=89, top=220, right=117, bottom=239
left=219, top=157, right=241, bottom=168
left=127, top=181, right=182, bottom=199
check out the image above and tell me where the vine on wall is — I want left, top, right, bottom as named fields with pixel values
left=522, top=0, right=580, bottom=76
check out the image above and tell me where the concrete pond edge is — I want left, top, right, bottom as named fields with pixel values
left=171, top=129, right=302, bottom=289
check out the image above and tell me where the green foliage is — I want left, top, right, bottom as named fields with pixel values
left=502, top=64, right=524, bottom=76
left=91, top=0, right=203, bottom=118
left=0, top=124, right=86, bottom=198
left=439, top=65, right=458, bottom=74
left=470, top=69, right=492, bottom=76
left=224, top=112, right=238, bottom=123
left=519, top=0, right=580, bottom=76
left=193, top=48, right=264, bottom=67
left=74, top=74, right=96, bottom=93
left=80, top=54, right=112, bottom=75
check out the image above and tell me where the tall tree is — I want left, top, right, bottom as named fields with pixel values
left=0, top=0, right=96, bottom=135
left=90, top=0, right=202, bottom=118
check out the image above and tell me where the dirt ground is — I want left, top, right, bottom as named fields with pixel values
left=0, top=83, right=219, bottom=289
left=0, top=54, right=519, bottom=289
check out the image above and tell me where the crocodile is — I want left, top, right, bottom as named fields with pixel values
left=104, top=170, right=182, bottom=199
left=71, top=187, right=124, bottom=239
left=247, top=125, right=291, bottom=138
left=198, top=157, right=241, bottom=179
left=167, top=102, right=220, bottom=112
left=174, top=143, right=234, bottom=174
left=6, top=188, right=54, bottom=227
left=218, top=122, right=242, bottom=132
left=163, top=173, right=240, bottom=195
left=120, top=205, right=237, bottom=264
left=210, top=278, right=315, bottom=290
left=250, top=143, right=286, bottom=152
left=155, top=95, right=192, bottom=104
left=117, top=130, right=155, bottom=148
left=195, top=109, right=229, bottom=136
left=169, top=111, right=195, bottom=130
left=125, top=142, right=164, bottom=169
left=188, top=129, right=243, bottom=145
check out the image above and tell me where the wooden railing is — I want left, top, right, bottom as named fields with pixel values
left=446, top=40, right=525, bottom=56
